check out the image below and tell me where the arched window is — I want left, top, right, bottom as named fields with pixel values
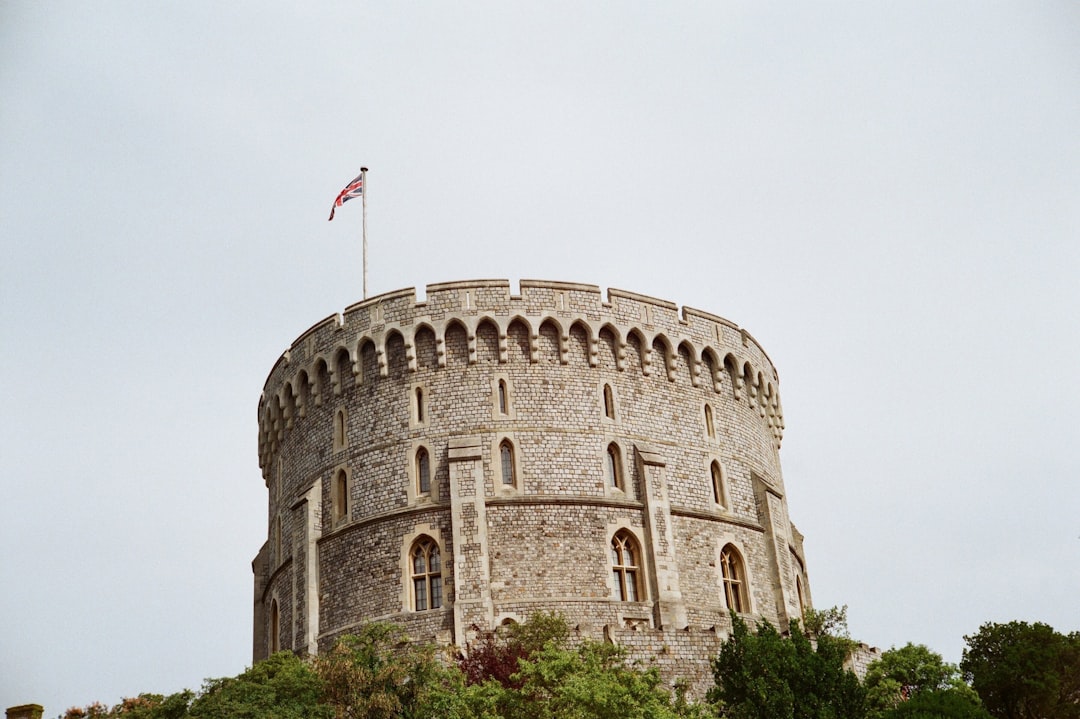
left=498, top=379, right=508, bottom=415
left=500, top=440, right=516, bottom=486
left=333, top=408, right=347, bottom=450
left=611, top=531, right=642, bottom=602
left=796, top=576, right=806, bottom=619
left=269, top=599, right=280, bottom=653
left=273, top=515, right=282, bottom=563
left=711, top=461, right=726, bottom=507
left=606, top=443, right=623, bottom=490
left=603, top=384, right=615, bottom=419
left=334, top=469, right=349, bottom=524
left=410, top=537, right=442, bottom=611
left=416, top=447, right=431, bottom=495
left=720, top=544, right=749, bottom=613
left=415, top=387, right=425, bottom=423
left=704, top=404, right=715, bottom=438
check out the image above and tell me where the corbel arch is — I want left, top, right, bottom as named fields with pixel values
left=383, top=327, right=408, bottom=379
left=651, top=333, right=675, bottom=381
left=310, top=356, right=329, bottom=406
left=280, top=384, right=296, bottom=430
left=701, top=347, right=722, bottom=392
left=536, top=316, right=564, bottom=364
left=411, top=322, right=438, bottom=371
left=678, top=339, right=700, bottom=387
left=723, top=353, right=742, bottom=399
left=568, top=319, right=593, bottom=366
left=328, top=346, right=355, bottom=396
left=598, top=322, right=625, bottom=371
left=626, top=328, right=648, bottom=375
left=506, top=316, right=534, bottom=364
left=441, top=318, right=470, bottom=367
left=357, top=337, right=378, bottom=385
left=292, top=369, right=310, bottom=418
left=475, top=316, right=501, bottom=364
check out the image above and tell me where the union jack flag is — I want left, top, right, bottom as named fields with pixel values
left=328, top=173, right=364, bottom=221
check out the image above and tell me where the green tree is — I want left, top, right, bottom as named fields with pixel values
left=187, top=651, right=328, bottom=719
left=460, top=611, right=571, bottom=688
left=467, top=639, right=704, bottom=719
left=61, top=692, right=194, bottom=719
left=865, top=644, right=980, bottom=718
left=881, top=689, right=991, bottom=719
left=960, top=621, right=1080, bottom=719
left=315, top=622, right=467, bottom=719
left=708, top=613, right=866, bottom=719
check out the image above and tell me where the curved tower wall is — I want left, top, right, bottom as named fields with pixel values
left=253, top=279, right=810, bottom=692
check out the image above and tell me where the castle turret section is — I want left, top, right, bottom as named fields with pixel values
left=253, top=280, right=805, bottom=696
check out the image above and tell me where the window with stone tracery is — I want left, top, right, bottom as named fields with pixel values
left=410, top=537, right=442, bottom=611
left=720, top=544, right=749, bottom=613
left=611, top=530, right=642, bottom=602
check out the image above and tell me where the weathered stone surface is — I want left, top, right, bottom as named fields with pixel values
left=253, top=280, right=809, bottom=695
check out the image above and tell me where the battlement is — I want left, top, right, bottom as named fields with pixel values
left=258, top=280, right=784, bottom=473
left=254, top=279, right=807, bottom=699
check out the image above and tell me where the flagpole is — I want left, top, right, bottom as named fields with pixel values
left=361, top=167, right=369, bottom=299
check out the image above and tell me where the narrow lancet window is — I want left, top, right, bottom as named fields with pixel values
left=606, top=443, right=622, bottom=489
left=711, top=461, right=725, bottom=506
left=270, top=599, right=280, bottom=653
left=500, top=440, right=515, bottom=486
left=334, top=408, right=347, bottom=450
left=603, top=384, right=615, bottom=419
left=417, top=447, right=431, bottom=495
left=335, top=469, right=348, bottom=523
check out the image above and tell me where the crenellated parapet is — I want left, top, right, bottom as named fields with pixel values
left=253, top=278, right=813, bottom=697
left=257, top=280, right=785, bottom=475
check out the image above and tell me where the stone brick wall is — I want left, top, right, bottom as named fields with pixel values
left=253, top=280, right=810, bottom=695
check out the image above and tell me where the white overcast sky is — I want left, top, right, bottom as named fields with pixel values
left=2, top=2, right=1078, bottom=715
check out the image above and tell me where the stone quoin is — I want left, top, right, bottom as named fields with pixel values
left=253, top=279, right=811, bottom=695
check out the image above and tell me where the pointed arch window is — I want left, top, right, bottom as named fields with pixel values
left=410, top=537, right=442, bottom=611
left=269, top=599, right=280, bottom=653
left=334, top=469, right=349, bottom=524
left=333, top=408, right=347, bottom=451
left=415, top=387, right=425, bottom=423
left=273, top=514, right=283, bottom=563
left=416, top=447, right=431, bottom=495
left=500, top=440, right=516, bottom=486
left=711, top=461, right=726, bottom=507
left=611, top=531, right=642, bottom=602
left=704, top=404, right=715, bottom=438
left=498, top=379, right=508, bottom=415
left=796, top=575, right=806, bottom=619
left=606, top=443, right=623, bottom=490
left=603, top=384, right=615, bottom=419
left=720, top=544, right=749, bottom=613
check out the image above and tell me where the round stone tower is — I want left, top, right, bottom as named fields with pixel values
left=253, top=279, right=810, bottom=693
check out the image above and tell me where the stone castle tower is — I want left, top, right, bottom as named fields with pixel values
left=253, top=279, right=810, bottom=693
